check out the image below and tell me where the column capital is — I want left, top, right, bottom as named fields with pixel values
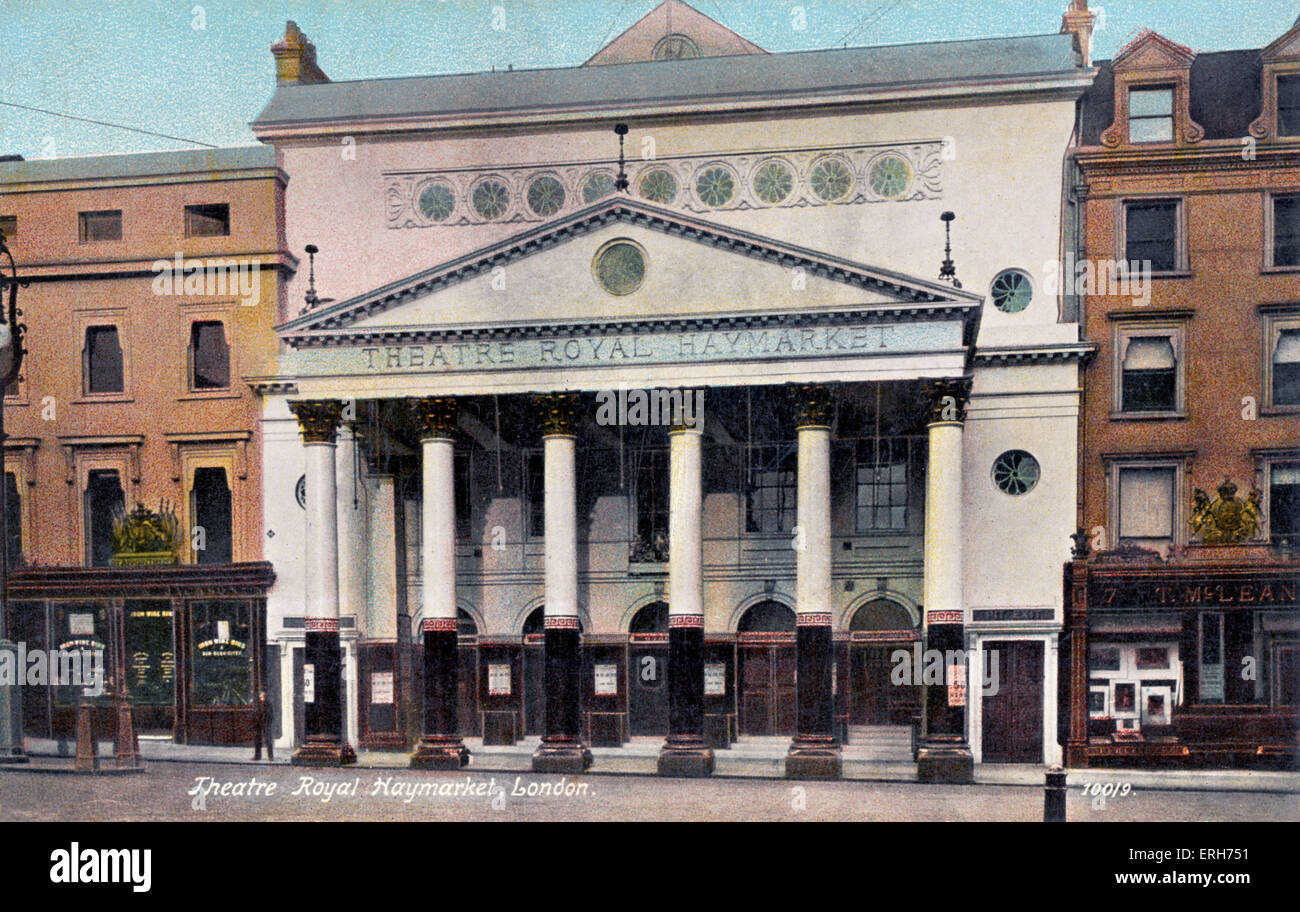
left=413, top=396, right=458, bottom=440
left=923, top=377, right=973, bottom=424
left=790, top=384, right=833, bottom=429
left=289, top=399, right=344, bottom=444
left=534, top=392, right=578, bottom=437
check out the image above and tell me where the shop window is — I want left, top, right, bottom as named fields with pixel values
left=524, top=450, right=544, bottom=539
left=79, top=210, right=121, bottom=243
left=1269, top=462, right=1300, bottom=541
left=1272, top=194, right=1300, bottom=268
left=84, top=469, right=124, bottom=567
left=183, top=203, right=230, bottom=238
left=190, top=600, right=252, bottom=706
left=1128, top=86, right=1175, bottom=142
left=856, top=437, right=910, bottom=531
left=188, top=321, right=229, bottom=390
left=632, top=448, right=668, bottom=559
left=83, top=325, right=124, bottom=395
left=1117, top=466, right=1175, bottom=545
left=3, top=472, right=19, bottom=568
left=1124, top=200, right=1181, bottom=273
left=52, top=604, right=110, bottom=704
left=1279, top=74, right=1300, bottom=137
left=191, top=466, right=232, bottom=565
left=747, top=444, right=796, bottom=534
left=124, top=601, right=175, bottom=706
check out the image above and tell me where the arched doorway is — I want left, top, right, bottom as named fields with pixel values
left=628, top=601, right=668, bottom=735
left=737, top=600, right=796, bottom=736
left=521, top=607, right=584, bottom=736
left=848, top=599, right=919, bottom=725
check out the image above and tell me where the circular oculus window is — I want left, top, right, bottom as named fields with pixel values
left=753, top=161, right=795, bottom=204
left=471, top=180, right=510, bottom=220
left=527, top=175, right=566, bottom=216
left=582, top=172, right=615, bottom=203
left=695, top=166, right=736, bottom=207
left=417, top=182, right=455, bottom=222
left=869, top=155, right=912, bottom=199
left=991, top=269, right=1034, bottom=314
left=992, top=450, right=1040, bottom=495
left=593, top=241, right=646, bottom=296
left=810, top=157, right=853, bottom=201
left=639, top=169, right=677, bottom=204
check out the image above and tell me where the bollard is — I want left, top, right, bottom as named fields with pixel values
left=73, top=698, right=98, bottom=772
left=1044, top=765, right=1067, bottom=822
left=114, top=693, right=140, bottom=769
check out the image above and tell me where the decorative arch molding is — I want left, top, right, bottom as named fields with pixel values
left=727, top=589, right=796, bottom=633
left=839, top=590, right=920, bottom=631
left=411, top=599, right=483, bottom=639
left=510, top=595, right=591, bottom=635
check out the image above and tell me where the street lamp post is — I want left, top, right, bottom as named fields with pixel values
left=0, top=227, right=28, bottom=763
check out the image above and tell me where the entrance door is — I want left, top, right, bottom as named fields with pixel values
left=738, top=645, right=796, bottom=735
left=628, top=602, right=669, bottom=735
left=849, top=645, right=892, bottom=724
left=981, top=640, right=1044, bottom=763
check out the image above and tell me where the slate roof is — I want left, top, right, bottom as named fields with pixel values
left=0, top=146, right=276, bottom=185
left=253, top=32, right=1083, bottom=128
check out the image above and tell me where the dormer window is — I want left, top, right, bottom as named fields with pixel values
left=1128, top=87, right=1175, bottom=142
left=1279, top=74, right=1300, bottom=136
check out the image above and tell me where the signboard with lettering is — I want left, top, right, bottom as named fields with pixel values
left=370, top=671, right=394, bottom=705
left=302, top=664, right=315, bottom=704
left=594, top=664, right=618, bottom=697
left=69, top=613, right=95, bottom=636
left=1090, top=576, right=1298, bottom=612
left=946, top=661, right=966, bottom=707
left=488, top=663, right=511, bottom=696
left=704, top=662, right=726, bottom=697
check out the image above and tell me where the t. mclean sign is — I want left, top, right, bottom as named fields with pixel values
left=1090, top=575, right=1299, bottom=612
left=291, top=320, right=964, bottom=377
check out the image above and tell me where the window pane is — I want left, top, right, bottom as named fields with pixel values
left=79, top=210, right=122, bottom=243
left=85, top=325, right=124, bottom=394
left=1273, top=329, right=1300, bottom=406
left=1271, top=462, right=1300, bottom=538
left=193, top=466, right=232, bottom=564
left=1121, top=337, right=1177, bottom=412
left=1279, top=75, right=1300, bottom=137
left=184, top=204, right=230, bottom=238
left=1129, top=88, right=1173, bottom=117
left=1118, top=467, right=1174, bottom=540
left=1274, top=196, right=1300, bottom=268
left=1126, top=203, right=1178, bottom=271
left=190, top=321, right=229, bottom=389
left=1129, top=116, right=1174, bottom=143
left=190, top=600, right=251, bottom=706
left=85, top=469, right=124, bottom=567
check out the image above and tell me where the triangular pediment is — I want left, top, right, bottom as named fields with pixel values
left=278, top=198, right=980, bottom=345
left=583, top=0, right=765, bottom=66
left=1262, top=21, right=1300, bottom=62
left=1113, top=29, right=1196, bottom=71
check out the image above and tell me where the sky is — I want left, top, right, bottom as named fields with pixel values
left=1, top=0, right=1297, bottom=159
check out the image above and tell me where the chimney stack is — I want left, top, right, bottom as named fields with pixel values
left=272, top=21, right=330, bottom=85
left=1061, top=0, right=1098, bottom=68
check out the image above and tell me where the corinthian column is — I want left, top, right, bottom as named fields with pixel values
left=531, top=393, right=592, bottom=774
left=411, top=397, right=469, bottom=769
left=289, top=399, right=356, bottom=766
left=786, top=384, right=841, bottom=780
left=917, top=377, right=973, bottom=784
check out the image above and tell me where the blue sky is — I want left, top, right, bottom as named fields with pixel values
left=1, top=0, right=1297, bottom=159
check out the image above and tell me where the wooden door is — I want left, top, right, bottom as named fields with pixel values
left=850, top=645, right=891, bottom=724
left=523, top=642, right=545, bottom=735
left=739, top=645, right=796, bottom=735
left=981, top=640, right=1044, bottom=763
left=628, top=644, right=668, bottom=735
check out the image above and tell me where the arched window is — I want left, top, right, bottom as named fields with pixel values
left=849, top=599, right=915, bottom=633
left=629, top=601, right=668, bottom=634
left=738, top=600, right=796, bottom=633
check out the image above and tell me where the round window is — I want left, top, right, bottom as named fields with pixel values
left=582, top=172, right=615, bottom=203
left=527, top=175, right=566, bottom=216
left=869, top=155, right=912, bottom=199
left=695, top=166, right=736, bottom=207
left=992, top=450, right=1040, bottom=495
left=639, top=169, right=677, bottom=204
left=417, top=182, right=455, bottom=222
left=593, top=241, right=646, bottom=296
left=753, top=160, right=795, bottom=204
left=471, top=180, right=510, bottom=220
left=810, top=157, right=853, bottom=201
left=991, top=269, right=1033, bottom=314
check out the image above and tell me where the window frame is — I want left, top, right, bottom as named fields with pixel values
left=745, top=443, right=797, bottom=536
left=183, top=203, right=231, bottom=239
left=82, top=464, right=127, bottom=569
left=1118, top=197, right=1188, bottom=277
left=1259, top=454, right=1300, bottom=544
left=77, top=209, right=122, bottom=244
left=854, top=436, right=915, bottom=533
left=1265, top=192, right=1300, bottom=272
left=178, top=443, right=245, bottom=565
left=1111, top=320, right=1188, bottom=419
left=74, top=309, right=132, bottom=403
left=1277, top=72, right=1300, bottom=137
left=187, top=318, right=231, bottom=392
left=1126, top=84, right=1176, bottom=144
left=1261, top=307, right=1300, bottom=412
left=1104, top=454, right=1189, bottom=555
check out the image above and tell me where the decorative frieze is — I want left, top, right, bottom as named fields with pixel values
left=384, top=141, right=944, bottom=229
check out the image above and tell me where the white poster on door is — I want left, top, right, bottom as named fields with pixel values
left=488, top=663, right=511, bottom=696
left=704, top=662, right=726, bottom=696
left=594, top=664, right=618, bottom=696
left=302, top=663, right=315, bottom=703
left=370, top=671, right=394, bottom=705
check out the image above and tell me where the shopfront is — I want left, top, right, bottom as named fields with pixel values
left=7, top=564, right=274, bottom=746
left=1064, top=557, right=1299, bottom=767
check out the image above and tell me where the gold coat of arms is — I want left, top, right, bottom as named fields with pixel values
left=1190, top=478, right=1262, bottom=544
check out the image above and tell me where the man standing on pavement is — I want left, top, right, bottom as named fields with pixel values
left=252, top=690, right=274, bottom=761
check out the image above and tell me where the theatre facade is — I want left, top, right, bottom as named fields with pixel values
left=250, top=6, right=1095, bottom=776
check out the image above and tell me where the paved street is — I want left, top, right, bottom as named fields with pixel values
left=1, top=762, right=1296, bottom=821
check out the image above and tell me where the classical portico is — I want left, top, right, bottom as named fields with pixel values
left=263, top=198, right=983, bottom=775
